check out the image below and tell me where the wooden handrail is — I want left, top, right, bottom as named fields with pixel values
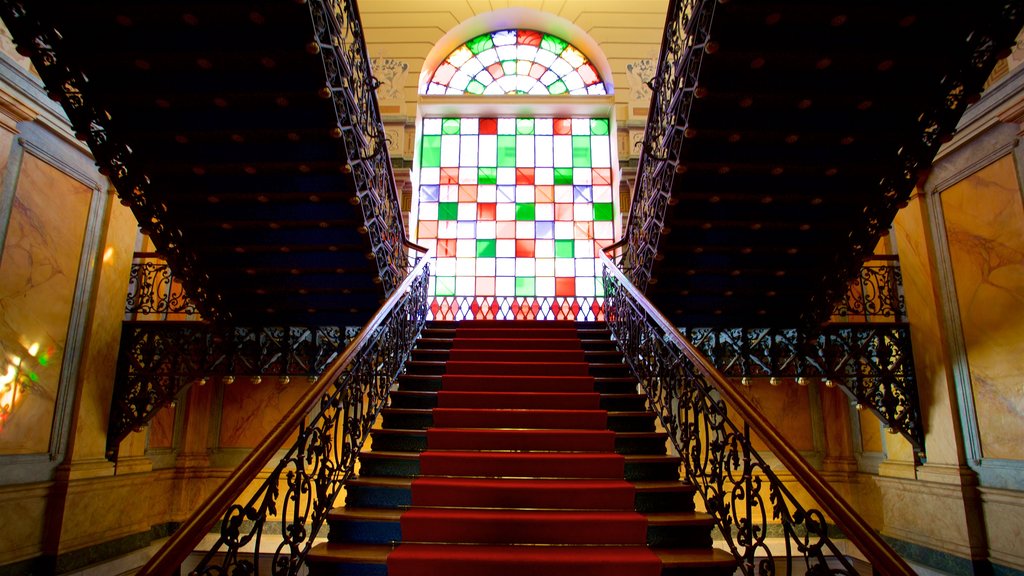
left=137, top=251, right=433, bottom=576
left=599, top=252, right=916, bottom=576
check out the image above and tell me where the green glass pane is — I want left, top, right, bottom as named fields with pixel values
left=497, top=135, right=517, bottom=167
left=421, top=135, right=441, bottom=167
left=555, top=239, right=574, bottom=258
left=590, top=118, right=610, bottom=135
left=467, top=80, right=486, bottom=94
left=541, top=34, right=568, bottom=55
left=516, top=118, right=535, bottom=135
left=516, top=203, right=535, bottom=221
left=502, top=60, right=516, bottom=75
left=515, top=277, right=536, bottom=297
left=467, top=33, right=494, bottom=55
left=554, top=167, right=574, bottom=185
left=438, top=202, right=459, bottom=221
left=478, top=167, right=498, bottom=185
left=435, top=276, right=456, bottom=297
left=572, top=135, right=591, bottom=167
left=442, top=118, right=461, bottom=135
left=594, top=202, right=614, bottom=221
left=476, top=239, right=496, bottom=257
left=548, top=80, right=567, bottom=95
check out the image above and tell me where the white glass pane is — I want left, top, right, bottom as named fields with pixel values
left=496, top=257, right=516, bottom=275
left=456, top=257, right=476, bottom=275
left=497, top=168, right=516, bottom=185
left=591, top=135, right=611, bottom=167
left=554, top=221, right=574, bottom=239
left=457, top=221, right=477, bottom=238
left=536, top=277, right=555, bottom=297
left=477, top=48, right=499, bottom=66
left=535, top=118, right=553, bottom=135
left=497, top=118, right=516, bottom=134
left=555, top=258, right=575, bottom=276
left=515, top=186, right=535, bottom=203
left=455, top=276, right=475, bottom=296
left=496, top=202, right=516, bottom=220
left=553, top=136, right=572, bottom=166
left=477, top=257, right=496, bottom=276
left=534, top=48, right=558, bottom=68
left=550, top=58, right=573, bottom=76
left=495, top=276, right=515, bottom=296
left=441, top=135, right=460, bottom=166
left=516, top=221, right=535, bottom=238
left=535, top=167, right=553, bottom=184
left=436, top=258, right=457, bottom=276
left=535, top=203, right=554, bottom=221
left=478, top=185, right=497, bottom=203
left=517, top=135, right=535, bottom=166
left=496, top=240, right=516, bottom=258
left=419, top=203, right=438, bottom=220
left=477, top=220, right=496, bottom=239
left=496, top=45, right=517, bottom=61
left=516, top=258, right=535, bottom=276
left=536, top=257, right=555, bottom=275
left=563, top=70, right=585, bottom=92
left=460, top=136, right=479, bottom=167
left=479, top=135, right=497, bottom=166
left=419, top=167, right=440, bottom=184
left=457, top=203, right=476, bottom=220
left=423, top=118, right=443, bottom=134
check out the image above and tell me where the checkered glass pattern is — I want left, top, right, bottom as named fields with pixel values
left=414, top=117, right=615, bottom=312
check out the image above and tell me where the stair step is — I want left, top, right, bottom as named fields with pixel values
left=345, top=477, right=696, bottom=513
left=369, top=429, right=667, bottom=455
left=306, top=543, right=735, bottom=576
left=326, top=507, right=716, bottom=548
left=381, top=408, right=654, bottom=432
left=396, top=374, right=636, bottom=393
left=358, top=451, right=679, bottom=481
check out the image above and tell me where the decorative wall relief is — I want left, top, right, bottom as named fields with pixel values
left=625, top=58, right=655, bottom=102
left=372, top=57, right=409, bottom=103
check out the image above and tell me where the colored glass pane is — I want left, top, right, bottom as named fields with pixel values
left=424, top=29, right=606, bottom=96
left=442, top=118, right=461, bottom=134
left=478, top=167, right=498, bottom=184
left=421, top=136, right=441, bottom=167
left=593, top=202, right=614, bottom=221
left=477, top=239, right=496, bottom=257
left=516, top=203, right=535, bottom=221
left=438, top=202, right=459, bottom=220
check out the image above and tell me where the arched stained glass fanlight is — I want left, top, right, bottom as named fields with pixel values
left=425, top=29, right=606, bottom=96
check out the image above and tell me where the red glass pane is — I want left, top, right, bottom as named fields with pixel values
left=440, top=168, right=459, bottom=184
left=574, top=221, right=594, bottom=239
left=529, top=63, right=546, bottom=79
left=480, top=118, right=498, bottom=134
left=477, top=203, right=497, bottom=220
left=578, top=63, right=599, bottom=85
left=593, top=168, right=612, bottom=186
left=476, top=277, right=496, bottom=296
left=516, top=239, right=536, bottom=257
left=487, top=62, right=505, bottom=79
left=433, top=63, right=457, bottom=85
left=458, top=185, right=478, bottom=202
left=535, top=185, right=554, bottom=203
left=553, top=118, right=572, bottom=135
left=419, top=221, right=438, bottom=238
left=555, top=277, right=575, bottom=297
left=555, top=203, right=574, bottom=221
left=519, top=30, right=542, bottom=47
left=496, top=221, right=517, bottom=238
left=516, top=168, right=535, bottom=185
left=438, top=239, right=457, bottom=257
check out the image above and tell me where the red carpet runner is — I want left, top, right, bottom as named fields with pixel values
left=386, top=320, right=662, bottom=576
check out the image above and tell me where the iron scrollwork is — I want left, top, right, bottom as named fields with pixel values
left=306, top=0, right=412, bottom=294
left=679, top=324, right=924, bottom=456
left=831, top=259, right=906, bottom=321
left=603, top=258, right=907, bottom=575
left=125, top=258, right=200, bottom=318
left=188, top=261, right=429, bottom=576
left=615, top=0, right=717, bottom=287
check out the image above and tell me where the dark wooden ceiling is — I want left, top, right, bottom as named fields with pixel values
left=643, top=1, right=1021, bottom=327
left=8, top=0, right=387, bottom=326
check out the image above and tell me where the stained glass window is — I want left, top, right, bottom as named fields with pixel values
left=414, top=117, right=615, bottom=320
left=425, top=30, right=606, bottom=96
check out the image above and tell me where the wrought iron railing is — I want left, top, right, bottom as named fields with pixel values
left=680, top=324, right=923, bottom=456
left=137, top=253, right=431, bottom=576
left=831, top=256, right=906, bottom=322
left=309, top=0, right=413, bottom=294
left=617, top=0, right=716, bottom=288
left=600, top=252, right=915, bottom=576
left=125, top=252, right=201, bottom=319
left=107, top=323, right=359, bottom=460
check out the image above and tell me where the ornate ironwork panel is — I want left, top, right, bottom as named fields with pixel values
left=831, top=258, right=906, bottom=321
left=679, top=324, right=923, bottom=455
left=616, top=0, right=717, bottom=286
left=107, top=324, right=357, bottom=460
left=307, top=0, right=411, bottom=294
left=125, top=256, right=201, bottom=318
left=603, top=262, right=903, bottom=575
left=188, top=261, right=430, bottom=576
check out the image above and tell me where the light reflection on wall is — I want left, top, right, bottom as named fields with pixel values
left=0, top=340, right=48, bottom=433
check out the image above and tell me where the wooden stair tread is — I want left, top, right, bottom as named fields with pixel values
left=329, top=507, right=713, bottom=525
left=349, top=476, right=693, bottom=491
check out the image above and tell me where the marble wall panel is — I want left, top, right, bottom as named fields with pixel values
left=69, top=201, right=138, bottom=461
left=0, top=126, right=14, bottom=176
left=892, top=195, right=962, bottom=465
left=859, top=410, right=883, bottom=453
left=0, top=153, right=91, bottom=454
left=940, top=155, right=1024, bottom=461
left=981, top=486, right=1024, bottom=572
left=147, top=403, right=175, bottom=450
left=0, top=481, right=48, bottom=564
left=726, top=381, right=815, bottom=453
left=218, top=377, right=304, bottom=448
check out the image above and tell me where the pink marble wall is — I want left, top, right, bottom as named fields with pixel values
left=940, top=155, right=1024, bottom=461
left=0, top=154, right=92, bottom=454
left=727, top=380, right=815, bottom=452
left=219, top=377, right=305, bottom=448
left=148, top=402, right=175, bottom=450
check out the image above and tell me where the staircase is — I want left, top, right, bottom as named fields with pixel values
left=307, top=320, right=735, bottom=576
